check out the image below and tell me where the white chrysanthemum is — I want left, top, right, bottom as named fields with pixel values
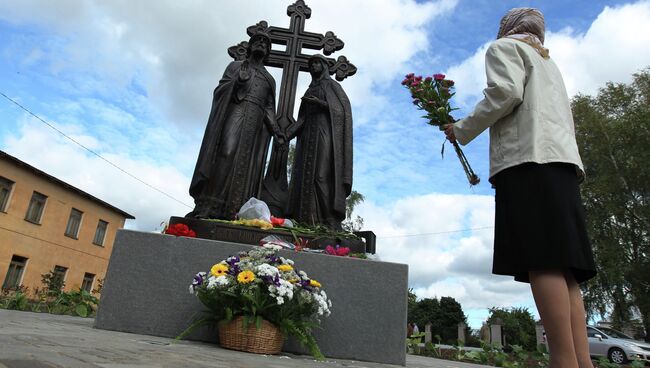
left=188, top=285, right=195, bottom=294
left=256, top=263, right=279, bottom=277
left=313, top=290, right=331, bottom=316
left=276, top=296, right=284, bottom=305
left=215, top=275, right=230, bottom=286
left=298, top=270, right=309, bottom=280
left=280, top=257, right=294, bottom=265
left=269, top=278, right=294, bottom=302
left=263, top=244, right=283, bottom=251
left=207, top=276, right=218, bottom=289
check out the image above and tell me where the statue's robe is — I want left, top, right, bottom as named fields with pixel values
left=188, top=61, right=277, bottom=220
left=286, top=75, right=352, bottom=230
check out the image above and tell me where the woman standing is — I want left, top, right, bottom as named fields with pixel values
left=445, top=8, right=596, bottom=368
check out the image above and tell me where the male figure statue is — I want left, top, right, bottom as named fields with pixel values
left=188, top=32, right=285, bottom=220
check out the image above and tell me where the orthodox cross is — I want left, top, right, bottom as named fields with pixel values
left=228, top=0, right=357, bottom=129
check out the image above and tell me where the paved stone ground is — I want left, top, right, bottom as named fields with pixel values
left=0, top=310, right=494, bottom=368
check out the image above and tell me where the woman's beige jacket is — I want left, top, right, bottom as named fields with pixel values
left=453, top=37, right=584, bottom=182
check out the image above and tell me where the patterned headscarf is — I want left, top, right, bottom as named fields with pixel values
left=497, top=8, right=549, bottom=59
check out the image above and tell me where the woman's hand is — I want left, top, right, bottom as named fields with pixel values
left=443, top=124, right=456, bottom=143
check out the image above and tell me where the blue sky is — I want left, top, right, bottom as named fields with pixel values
left=1, top=0, right=649, bottom=329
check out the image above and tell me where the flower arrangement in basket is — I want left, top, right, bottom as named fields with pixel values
left=176, top=247, right=331, bottom=360
left=402, top=73, right=480, bottom=185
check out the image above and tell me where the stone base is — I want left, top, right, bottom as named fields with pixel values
left=94, top=230, right=407, bottom=366
left=169, top=216, right=376, bottom=254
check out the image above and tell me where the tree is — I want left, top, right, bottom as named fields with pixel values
left=342, top=190, right=365, bottom=232
left=409, top=297, right=440, bottom=337
left=407, top=292, right=469, bottom=344
left=572, top=68, right=650, bottom=339
left=438, top=296, right=468, bottom=344
left=487, top=307, right=537, bottom=351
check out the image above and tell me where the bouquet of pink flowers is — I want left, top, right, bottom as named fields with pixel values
left=402, top=73, right=480, bottom=186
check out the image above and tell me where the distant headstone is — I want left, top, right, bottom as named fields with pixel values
left=425, top=322, right=432, bottom=344
left=480, top=322, right=490, bottom=342
left=535, top=321, right=546, bottom=347
left=490, top=318, right=503, bottom=348
left=458, top=321, right=466, bottom=344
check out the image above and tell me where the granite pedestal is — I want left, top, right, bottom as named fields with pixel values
left=94, top=230, right=408, bottom=366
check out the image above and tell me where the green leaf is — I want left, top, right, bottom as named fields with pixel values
left=75, top=304, right=88, bottom=317
left=255, top=315, right=263, bottom=329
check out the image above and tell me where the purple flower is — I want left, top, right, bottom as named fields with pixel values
left=266, top=254, right=280, bottom=264
left=191, top=272, right=206, bottom=292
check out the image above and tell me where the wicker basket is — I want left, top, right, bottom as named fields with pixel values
left=218, top=316, right=284, bottom=355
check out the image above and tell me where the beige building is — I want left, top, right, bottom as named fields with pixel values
left=0, top=150, right=134, bottom=293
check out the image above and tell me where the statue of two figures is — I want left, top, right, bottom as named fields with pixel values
left=187, top=33, right=353, bottom=231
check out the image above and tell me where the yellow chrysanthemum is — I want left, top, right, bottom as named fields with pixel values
left=278, top=264, right=293, bottom=272
left=234, top=219, right=273, bottom=230
left=237, top=270, right=256, bottom=284
left=288, top=279, right=299, bottom=284
left=210, top=263, right=229, bottom=277
left=309, top=279, right=322, bottom=288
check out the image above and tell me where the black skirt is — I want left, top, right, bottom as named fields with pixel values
left=492, top=162, right=597, bottom=283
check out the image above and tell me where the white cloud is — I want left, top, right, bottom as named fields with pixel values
left=546, top=2, right=650, bottom=97
left=445, top=1, right=650, bottom=113
left=3, top=116, right=193, bottom=232
left=0, top=0, right=458, bottom=127
left=354, top=193, right=536, bottom=324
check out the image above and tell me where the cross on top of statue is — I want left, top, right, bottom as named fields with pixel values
left=227, top=0, right=357, bottom=129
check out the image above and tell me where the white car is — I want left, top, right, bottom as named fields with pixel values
left=587, top=325, right=650, bottom=364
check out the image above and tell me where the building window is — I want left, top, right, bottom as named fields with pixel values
left=2, top=255, right=28, bottom=290
left=0, top=176, right=14, bottom=212
left=53, top=265, right=68, bottom=287
left=93, top=220, right=108, bottom=246
left=25, top=191, right=47, bottom=224
left=81, top=272, right=95, bottom=293
left=64, top=208, right=83, bottom=239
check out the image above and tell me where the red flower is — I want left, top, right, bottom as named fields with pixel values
left=165, top=223, right=197, bottom=237
left=433, top=73, right=446, bottom=81
left=410, top=81, right=419, bottom=87
left=294, top=238, right=310, bottom=252
left=441, top=79, right=455, bottom=87
left=325, top=245, right=350, bottom=256
left=425, top=76, right=432, bottom=82
left=405, top=73, right=415, bottom=79
left=270, top=216, right=285, bottom=226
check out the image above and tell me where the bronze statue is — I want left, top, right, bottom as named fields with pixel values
left=187, top=32, right=286, bottom=220
left=285, top=55, right=352, bottom=230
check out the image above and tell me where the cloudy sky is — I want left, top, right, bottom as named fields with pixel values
left=1, top=0, right=649, bottom=329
